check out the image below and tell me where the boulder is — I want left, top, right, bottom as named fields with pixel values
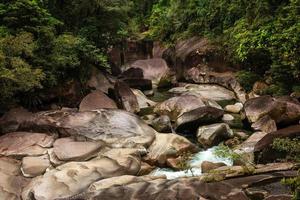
left=137, top=162, right=155, bottom=176
left=22, top=148, right=142, bottom=200
left=131, top=89, right=156, bottom=109
left=254, top=125, right=300, bottom=151
left=154, top=95, right=206, bottom=121
left=84, top=170, right=297, bottom=200
left=197, top=123, right=234, bottom=148
left=175, top=106, right=224, bottom=132
left=79, top=90, right=117, bottom=111
left=251, top=81, right=269, bottom=96
left=169, top=84, right=236, bottom=102
left=234, top=132, right=268, bottom=164
left=151, top=115, right=172, bottom=133
left=19, top=109, right=156, bottom=148
left=53, top=138, right=104, bottom=161
left=244, top=95, right=300, bottom=125
left=225, top=103, right=243, bottom=114
left=129, top=58, right=172, bottom=87
left=86, top=67, right=113, bottom=93
left=251, top=115, right=277, bottom=133
left=0, top=157, right=30, bottom=200
left=0, top=132, right=55, bottom=157
left=0, top=107, right=33, bottom=134
left=114, top=81, right=140, bottom=113
left=201, top=161, right=226, bottom=173
left=184, top=69, right=247, bottom=103
left=21, top=155, right=51, bottom=177
left=144, top=133, right=198, bottom=166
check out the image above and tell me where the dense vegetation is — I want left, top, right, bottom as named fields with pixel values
left=0, top=0, right=299, bottom=107
left=147, top=0, right=300, bottom=95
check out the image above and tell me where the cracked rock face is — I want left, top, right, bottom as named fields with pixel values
left=22, top=148, right=142, bottom=200
left=0, top=132, right=55, bottom=157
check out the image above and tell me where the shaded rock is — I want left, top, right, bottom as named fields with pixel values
left=234, top=132, right=268, bottom=164
left=132, top=89, right=156, bottom=109
left=86, top=67, right=113, bottom=93
left=22, top=148, right=142, bottom=200
left=169, top=84, right=236, bottom=102
left=251, top=115, right=277, bottom=133
left=19, top=109, right=156, bottom=148
left=151, top=115, right=172, bottom=133
left=0, top=132, right=55, bottom=157
left=114, top=81, right=140, bottom=113
left=222, top=114, right=244, bottom=129
left=53, top=138, right=103, bottom=161
left=201, top=161, right=226, bottom=173
left=0, top=107, right=33, bottom=134
left=137, top=162, right=155, bottom=176
left=197, top=123, right=234, bottom=148
left=144, top=133, right=198, bottom=166
left=244, top=95, right=300, bottom=125
left=129, top=58, right=172, bottom=87
left=79, top=90, right=117, bottom=111
left=154, top=94, right=206, bottom=121
left=244, top=96, right=285, bottom=123
left=122, top=78, right=152, bottom=91
left=234, top=131, right=249, bottom=140
left=0, top=157, right=30, bottom=200
left=21, top=155, right=50, bottom=177
left=175, top=106, right=224, bottom=132
left=254, top=125, right=300, bottom=151
left=184, top=69, right=247, bottom=103
left=252, top=81, right=269, bottom=96
left=264, top=195, right=293, bottom=200
left=225, top=103, right=243, bottom=113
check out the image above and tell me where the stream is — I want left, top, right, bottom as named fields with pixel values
left=150, top=146, right=233, bottom=179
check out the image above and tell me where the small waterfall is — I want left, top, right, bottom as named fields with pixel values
left=150, top=146, right=233, bottom=179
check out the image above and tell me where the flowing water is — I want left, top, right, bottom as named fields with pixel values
left=150, top=146, right=233, bottom=179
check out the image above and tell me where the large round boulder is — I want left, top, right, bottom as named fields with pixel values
left=79, top=90, right=117, bottom=111
left=19, top=109, right=156, bottom=148
left=129, top=58, right=173, bottom=87
left=143, top=133, right=198, bottom=166
left=244, top=96, right=300, bottom=125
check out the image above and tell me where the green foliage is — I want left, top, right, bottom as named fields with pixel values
left=148, top=0, right=300, bottom=94
left=236, top=70, right=261, bottom=92
left=271, top=138, right=300, bottom=162
left=0, top=32, right=45, bottom=104
left=281, top=170, right=300, bottom=200
left=214, top=144, right=255, bottom=167
left=0, top=0, right=108, bottom=106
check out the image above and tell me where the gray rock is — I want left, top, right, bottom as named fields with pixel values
left=53, top=138, right=104, bottom=161
left=197, top=123, right=234, bottom=148
left=175, top=106, right=224, bottom=132
left=79, top=90, right=117, bottom=111
left=151, top=115, right=172, bottom=133
left=21, top=155, right=51, bottom=177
